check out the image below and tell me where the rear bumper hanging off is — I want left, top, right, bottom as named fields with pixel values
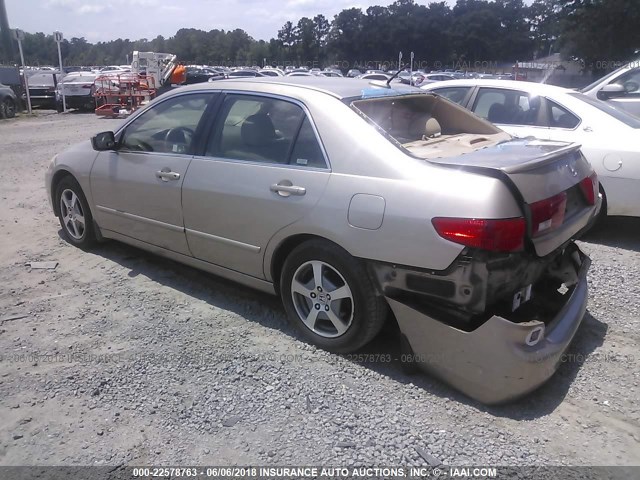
left=383, top=247, right=590, bottom=404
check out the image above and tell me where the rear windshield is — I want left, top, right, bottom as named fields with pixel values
left=569, top=92, right=640, bottom=128
left=350, top=93, right=500, bottom=144
left=349, top=93, right=511, bottom=159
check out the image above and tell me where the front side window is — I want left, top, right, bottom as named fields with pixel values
left=472, top=88, right=543, bottom=126
left=120, top=93, right=213, bottom=154
left=208, top=94, right=325, bottom=166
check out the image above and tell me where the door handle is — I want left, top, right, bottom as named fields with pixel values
left=270, top=183, right=306, bottom=197
left=156, top=170, right=181, bottom=182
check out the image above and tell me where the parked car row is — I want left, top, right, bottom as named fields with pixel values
left=12, top=55, right=640, bottom=123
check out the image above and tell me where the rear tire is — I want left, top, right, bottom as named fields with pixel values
left=54, top=176, right=96, bottom=249
left=589, top=184, right=608, bottom=232
left=596, top=185, right=607, bottom=224
left=280, top=239, right=387, bottom=353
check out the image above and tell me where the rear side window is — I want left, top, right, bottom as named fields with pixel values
left=207, top=94, right=326, bottom=167
left=432, top=87, right=471, bottom=105
left=472, top=88, right=543, bottom=126
left=290, top=118, right=326, bottom=168
left=547, top=100, right=580, bottom=129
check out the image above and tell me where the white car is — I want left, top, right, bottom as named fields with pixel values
left=422, top=79, right=640, bottom=218
left=55, top=72, right=99, bottom=111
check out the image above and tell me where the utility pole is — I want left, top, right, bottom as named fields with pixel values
left=14, top=29, right=31, bottom=114
left=0, top=0, right=13, bottom=60
left=409, top=52, right=414, bottom=86
left=54, top=31, right=66, bottom=112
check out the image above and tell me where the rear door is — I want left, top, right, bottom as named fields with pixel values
left=182, top=93, right=330, bottom=279
left=90, top=92, right=217, bottom=255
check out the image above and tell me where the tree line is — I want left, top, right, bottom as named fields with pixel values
left=1, top=0, right=638, bottom=73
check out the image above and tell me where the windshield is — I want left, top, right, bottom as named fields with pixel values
left=569, top=92, right=640, bottom=128
left=580, top=69, right=624, bottom=92
left=580, top=59, right=639, bottom=92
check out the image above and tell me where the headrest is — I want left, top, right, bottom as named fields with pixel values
left=241, top=113, right=276, bottom=147
left=488, top=103, right=508, bottom=123
left=425, top=117, right=442, bottom=138
left=409, top=112, right=432, bottom=138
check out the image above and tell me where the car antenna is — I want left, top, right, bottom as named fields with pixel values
left=386, top=63, right=409, bottom=88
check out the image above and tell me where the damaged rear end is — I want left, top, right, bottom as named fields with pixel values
left=375, top=139, right=600, bottom=404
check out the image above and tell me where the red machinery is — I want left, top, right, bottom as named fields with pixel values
left=93, top=73, right=156, bottom=117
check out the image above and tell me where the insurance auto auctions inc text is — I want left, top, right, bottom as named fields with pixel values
left=254, top=466, right=497, bottom=478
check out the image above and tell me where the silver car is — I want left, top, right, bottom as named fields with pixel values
left=45, top=78, right=600, bottom=404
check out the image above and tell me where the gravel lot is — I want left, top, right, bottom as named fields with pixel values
left=0, top=111, right=638, bottom=468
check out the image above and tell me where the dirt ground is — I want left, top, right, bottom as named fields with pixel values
left=0, top=111, right=639, bottom=468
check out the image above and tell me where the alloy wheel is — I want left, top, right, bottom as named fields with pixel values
left=290, top=260, right=354, bottom=338
left=60, top=189, right=86, bottom=240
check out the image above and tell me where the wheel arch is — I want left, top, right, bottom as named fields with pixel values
left=51, top=169, right=79, bottom=217
left=51, top=169, right=76, bottom=217
left=51, top=170, right=99, bottom=234
left=269, top=234, right=351, bottom=295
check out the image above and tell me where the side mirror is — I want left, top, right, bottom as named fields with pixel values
left=598, top=84, right=626, bottom=99
left=91, top=131, right=117, bottom=151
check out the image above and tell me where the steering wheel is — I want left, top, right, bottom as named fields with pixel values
left=165, top=126, right=195, bottom=144
left=623, top=80, right=639, bottom=93
left=125, top=137, right=153, bottom=152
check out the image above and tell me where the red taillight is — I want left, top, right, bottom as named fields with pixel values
left=432, top=217, right=525, bottom=252
left=579, top=172, right=598, bottom=205
left=530, top=192, right=567, bottom=237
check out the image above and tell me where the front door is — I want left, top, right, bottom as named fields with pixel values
left=90, top=92, right=216, bottom=255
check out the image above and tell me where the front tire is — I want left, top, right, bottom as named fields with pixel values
left=0, top=97, right=16, bottom=119
left=55, top=176, right=96, bottom=249
left=280, top=240, right=387, bottom=353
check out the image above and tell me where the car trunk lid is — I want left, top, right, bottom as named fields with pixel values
left=426, top=139, right=598, bottom=257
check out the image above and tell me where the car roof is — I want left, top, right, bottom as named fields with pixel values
left=174, top=77, right=424, bottom=100
left=421, top=79, right=573, bottom=96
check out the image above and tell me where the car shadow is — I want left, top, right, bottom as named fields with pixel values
left=580, top=216, right=640, bottom=253
left=65, top=233, right=608, bottom=419
left=72, top=235, right=287, bottom=327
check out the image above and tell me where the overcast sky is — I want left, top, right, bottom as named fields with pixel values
left=5, top=0, right=464, bottom=43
